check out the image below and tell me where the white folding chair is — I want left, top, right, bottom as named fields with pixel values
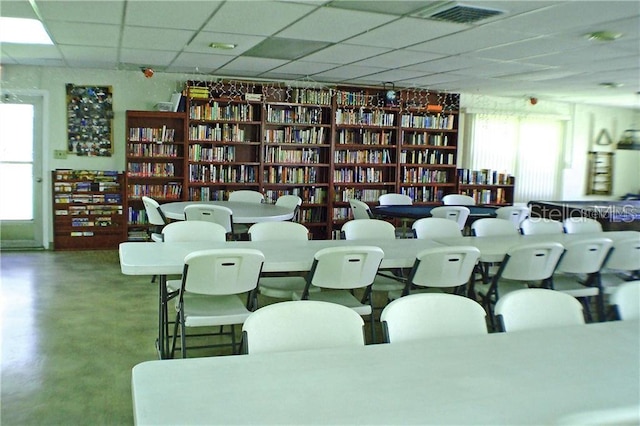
left=495, top=288, right=585, bottom=332
left=412, top=217, right=462, bottom=239
left=142, top=196, right=168, bottom=242
left=275, top=194, right=302, bottom=222
left=442, top=194, right=476, bottom=206
left=430, top=206, right=470, bottom=231
left=248, top=221, right=317, bottom=300
left=387, top=246, right=481, bottom=300
left=520, top=218, right=564, bottom=235
left=341, top=219, right=406, bottom=305
left=600, top=235, right=640, bottom=295
left=171, top=248, right=264, bottom=358
left=495, top=206, right=529, bottom=231
left=293, top=245, right=384, bottom=342
left=348, top=199, right=373, bottom=220
left=551, top=237, right=613, bottom=321
left=381, top=293, right=487, bottom=343
left=563, top=217, right=603, bottom=234
left=184, top=204, right=234, bottom=238
left=242, top=300, right=365, bottom=354
left=610, top=280, right=640, bottom=320
left=378, top=193, right=412, bottom=237
left=475, top=242, right=565, bottom=329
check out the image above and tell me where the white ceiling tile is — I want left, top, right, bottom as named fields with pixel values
left=216, top=57, right=289, bottom=74
left=203, top=1, right=317, bottom=36
left=59, top=45, right=118, bottom=63
left=122, top=26, right=194, bottom=50
left=403, top=56, right=499, bottom=73
left=0, top=43, right=62, bottom=59
left=469, top=36, right=584, bottom=61
left=37, top=0, right=125, bottom=25
left=0, top=0, right=38, bottom=19
left=277, top=7, right=397, bottom=42
left=269, top=61, right=338, bottom=75
left=409, top=27, right=537, bottom=55
left=346, top=17, right=464, bottom=49
left=47, top=22, right=121, bottom=48
left=353, top=49, right=443, bottom=68
left=303, top=44, right=391, bottom=64
left=360, top=68, right=432, bottom=84
left=119, top=49, right=178, bottom=67
left=125, top=1, right=222, bottom=30
left=313, top=64, right=386, bottom=81
left=170, top=52, right=233, bottom=71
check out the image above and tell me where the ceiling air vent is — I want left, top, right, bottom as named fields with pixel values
left=413, top=2, right=504, bottom=24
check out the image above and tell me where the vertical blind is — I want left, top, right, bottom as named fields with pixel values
left=468, top=113, right=565, bottom=204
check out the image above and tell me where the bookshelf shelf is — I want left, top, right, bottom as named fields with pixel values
left=52, top=169, right=125, bottom=250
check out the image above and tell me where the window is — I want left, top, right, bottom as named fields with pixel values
left=466, top=113, right=565, bottom=203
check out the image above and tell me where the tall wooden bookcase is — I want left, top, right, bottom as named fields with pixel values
left=52, top=169, right=125, bottom=249
left=124, top=81, right=511, bottom=240
left=124, top=111, right=185, bottom=241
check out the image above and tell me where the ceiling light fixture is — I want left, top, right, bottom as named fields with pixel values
left=209, top=43, right=236, bottom=50
left=0, top=17, right=53, bottom=44
left=586, top=31, right=622, bottom=42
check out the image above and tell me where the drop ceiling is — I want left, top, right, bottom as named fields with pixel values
left=1, top=0, right=639, bottom=109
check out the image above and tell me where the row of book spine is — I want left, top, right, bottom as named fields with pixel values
left=263, top=187, right=326, bottom=204
left=333, top=188, right=387, bottom=203
left=189, top=123, right=249, bottom=142
left=401, top=167, right=450, bottom=184
left=264, top=147, right=321, bottom=164
left=128, top=126, right=175, bottom=143
left=399, top=150, right=454, bottom=165
left=457, top=168, right=514, bottom=185
left=128, top=143, right=180, bottom=158
left=264, top=166, right=319, bottom=184
left=189, top=103, right=255, bottom=121
left=336, top=129, right=393, bottom=145
left=400, top=114, right=455, bottom=130
left=334, top=149, right=392, bottom=164
left=189, top=145, right=235, bottom=162
left=127, top=183, right=182, bottom=200
left=335, top=109, right=395, bottom=126
left=126, top=162, right=176, bottom=177
left=333, top=167, right=387, bottom=184
left=188, top=165, right=257, bottom=183
left=264, top=127, right=326, bottom=144
left=266, top=106, right=325, bottom=125
left=401, top=133, right=450, bottom=146
left=400, top=187, right=444, bottom=203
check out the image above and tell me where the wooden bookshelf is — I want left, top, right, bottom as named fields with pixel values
left=457, top=168, right=515, bottom=205
left=125, top=111, right=186, bottom=241
left=52, top=169, right=125, bottom=250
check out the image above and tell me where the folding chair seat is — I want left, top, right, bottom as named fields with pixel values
left=171, top=248, right=264, bottom=358
left=381, top=293, right=487, bottom=343
left=242, top=300, right=365, bottom=354
left=495, top=288, right=585, bottom=332
left=293, top=245, right=384, bottom=342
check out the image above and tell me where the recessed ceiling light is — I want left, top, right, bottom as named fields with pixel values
left=599, top=82, right=623, bottom=88
left=586, top=31, right=622, bottom=42
left=0, top=17, right=53, bottom=45
left=209, top=43, right=236, bottom=50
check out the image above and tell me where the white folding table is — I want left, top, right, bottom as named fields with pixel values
left=132, top=320, right=640, bottom=425
left=119, top=238, right=446, bottom=358
left=160, top=200, right=294, bottom=222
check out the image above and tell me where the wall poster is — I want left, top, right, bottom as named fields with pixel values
left=66, top=84, right=113, bottom=156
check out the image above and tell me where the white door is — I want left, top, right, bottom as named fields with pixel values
left=0, top=95, right=44, bottom=249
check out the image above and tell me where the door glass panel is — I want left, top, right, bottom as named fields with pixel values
left=0, top=164, right=33, bottom=220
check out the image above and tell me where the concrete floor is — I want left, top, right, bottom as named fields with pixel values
left=0, top=249, right=384, bottom=425
left=1, top=250, right=158, bottom=425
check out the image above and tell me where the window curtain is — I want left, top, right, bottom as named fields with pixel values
left=467, top=113, right=565, bottom=204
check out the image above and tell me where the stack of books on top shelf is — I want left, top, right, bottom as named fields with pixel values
left=458, top=168, right=514, bottom=185
left=188, top=86, right=210, bottom=99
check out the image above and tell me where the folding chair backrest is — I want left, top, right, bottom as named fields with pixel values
left=610, top=280, right=640, bottom=320
left=556, top=237, right=613, bottom=274
left=248, top=221, right=309, bottom=241
left=410, top=246, right=481, bottom=288
left=243, top=301, right=365, bottom=354
left=499, top=242, right=565, bottom=281
left=472, top=218, right=519, bottom=237
left=442, top=194, right=476, bottom=206
left=228, top=190, right=264, bottom=204
left=379, top=193, right=412, bottom=206
left=604, top=236, right=640, bottom=271
left=348, top=199, right=373, bottom=220
left=381, top=293, right=487, bottom=343
left=412, top=217, right=462, bottom=239
left=182, top=249, right=264, bottom=295
left=342, top=219, right=396, bottom=240
left=184, top=204, right=233, bottom=234
left=520, top=218, right=564, bottom=235
left=563, top=217, right=603, bottom=234
left=495, top=288, right=585, bottom=332
left=161, top=221, right=227, bottom=242
left=309, top=246, right=384, bottom=290
left=142, top=196, right=167, bottom=226
left=430, top=206, right=470, bottom=231
left=495, top=206, right=529, bottom=229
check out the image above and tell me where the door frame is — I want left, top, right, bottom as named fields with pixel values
left=0, top=89, right=50, bottom=249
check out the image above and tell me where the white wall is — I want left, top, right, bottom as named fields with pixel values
left=2, top=65, right=639, bottom=244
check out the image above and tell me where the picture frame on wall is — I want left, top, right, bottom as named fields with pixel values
left=66, top=84, right=114, bottom=156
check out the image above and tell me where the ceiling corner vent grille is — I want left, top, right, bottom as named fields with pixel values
left=414, top=2, right=504, bottom=24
